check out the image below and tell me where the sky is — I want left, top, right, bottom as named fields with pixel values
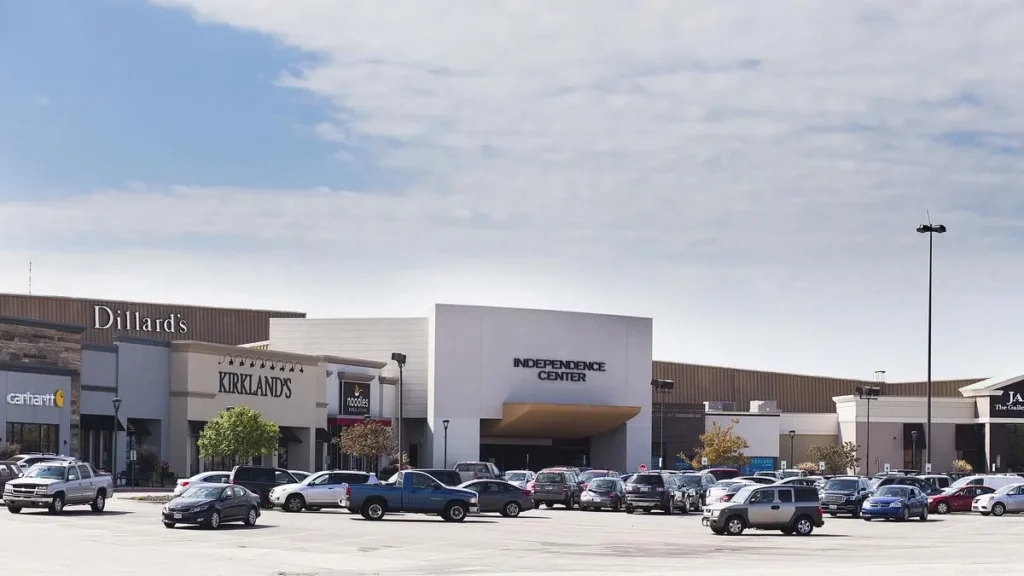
left=1, top=0, right=1023, bottom=382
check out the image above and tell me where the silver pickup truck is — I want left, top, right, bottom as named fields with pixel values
left=3, top=459, right=114, bottom=514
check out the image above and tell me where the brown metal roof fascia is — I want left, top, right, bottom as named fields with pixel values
left=651, top=360, right=987, bottom=414
left=170, top=341, right=323, bottom=364
left=337, top=372, right=375, bottom=383
left=320, top=355, right=388, bottom=370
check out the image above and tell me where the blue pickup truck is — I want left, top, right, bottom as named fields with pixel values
left=339, top=470, right=480, bottom=522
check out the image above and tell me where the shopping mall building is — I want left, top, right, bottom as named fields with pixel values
left=1, top=293, right=1021, bottom=479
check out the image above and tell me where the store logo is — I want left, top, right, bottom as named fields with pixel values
left=6, top=390, right=63, bottom=407
left=93, top=305, right=188, bottom=334
left=342, top=381, right=371, bottom=416
left=513, top=357, right=607, bottom=382
left=992, top=388, right=1024, bottom=414
left=217, top=371, right=293, bottom=399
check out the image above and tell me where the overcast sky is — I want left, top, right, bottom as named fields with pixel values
left=1, top=1, right=1022, bottom=382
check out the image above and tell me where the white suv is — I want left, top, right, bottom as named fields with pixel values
left=269, top=470, right=377, bottom=512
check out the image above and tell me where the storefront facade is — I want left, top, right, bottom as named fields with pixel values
left=324, top=357, right=394, bottom=471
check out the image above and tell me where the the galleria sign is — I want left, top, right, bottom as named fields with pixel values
left=93, top=305, right=188, bottom=334
left=992, top=389, right=1024, bottom=416
left=218, top=371, right=293, bottom=399
left=513, top=357, right=607, bottom=382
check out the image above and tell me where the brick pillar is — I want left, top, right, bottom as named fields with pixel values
left=70, top=372, right=82, bottom=458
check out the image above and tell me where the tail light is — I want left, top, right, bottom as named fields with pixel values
left=721, top=494, right=733, bottom=502
left=562, top=484, right=569, bottom=491
left=345, top=486, right=351, bottom=498
left=527, top=481, right=535, bottom=490
left=583, top=483, right=589, bottom=491
left=817, top=506, right=823, bottom=515
left=178, top=480, right=189, bottom=487
left=522, top=490, right=532, bottom=497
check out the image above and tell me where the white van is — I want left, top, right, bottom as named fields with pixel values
left=949, top=474, right=1023, bottom=491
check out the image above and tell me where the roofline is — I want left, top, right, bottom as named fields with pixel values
left=0, top=292, right=306, bottom=315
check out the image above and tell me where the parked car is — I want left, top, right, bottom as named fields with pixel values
left=532, top=468, right=582, bottom=509
left=780, top=469, right=809, bottom=478
left=676, top=472, right=716, bottom=510
left=735, top=475, right=776, bottom=485
left=270, top=470, right=378, bottom=512
left=705, top=468, right=741, bottom=481
left=458, top=479, right=533, bottom=517
left=161, top=483, right=260, bottom=529
left=861, top=485, right=929, bottom=521
left=11, top=454, right=73, bottom=472
left=415, top=469, right=464, bottom=486
left=0, top=460, right=23, bottom=495
left=918, top=474, right=953, bottom=491
left=928, top=485, right=995, bottom=514
left=339, top=470, right=479, bottom=522
left=4, top=460, right=113, bottom=514
left=624, top=472, right=680, bottom=514
left=873, top=474, right=942, bottom=495
left=578, top=469, right=621, bottom=488
left=706, top=480, right=753, bottom=505
left=774, top=477, right=820, bottom=488
left=228, top=465, right=298, bottom=507
left=702, top=485, right=823, bottom=536
left=453, top=461, right=502, bottom=483
left=972, top=483, right=1024, bottom=516
left=819, top=476, right=873, bottom=517
left=754, top=471, right=783, bottom=480
left=579, top=477, right=626, bottom=511
left=289, top=470, right=311, bottom=482
left=950, top=474, right=1023, bottom=491
left=173, top=471, right=230, bottom=497
left=502, top=470, right=535, bottom=490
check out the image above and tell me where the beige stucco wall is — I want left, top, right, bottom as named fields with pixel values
left=168, top=342, right=327, bottom=475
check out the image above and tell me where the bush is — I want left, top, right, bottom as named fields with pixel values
left=951, top=459, right=973, bottom=474
left=795, top=461, right=819, bottom=474
left=0, top=442, right=21, bottom=460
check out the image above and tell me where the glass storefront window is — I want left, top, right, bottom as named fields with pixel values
left=6, top=422, right=58, bottom=454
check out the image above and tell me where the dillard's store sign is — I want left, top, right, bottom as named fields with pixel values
left=93, top=305, right=188, bottom=334
left=513, top=357, right=607, bottom=382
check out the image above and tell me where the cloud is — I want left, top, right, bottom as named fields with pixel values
left=4, top=1, right=1024, bottom=380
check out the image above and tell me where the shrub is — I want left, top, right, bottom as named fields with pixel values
left=951, top=459, right=973, bottom=474
left=795, top=461, right=819, bottom=474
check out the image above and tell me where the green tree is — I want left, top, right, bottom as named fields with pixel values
left=683, top=418, right=751, bottom=469
left=336, top=421, right=395, bottom=471
left=951, top=458, right=973, bottom=474
left=197, top=406, right=280, bottom=463
left=808, top=442, right=861, bottom=475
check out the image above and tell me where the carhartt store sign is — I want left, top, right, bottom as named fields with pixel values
left=6, top=389, right=64, bottom=408
left=94, top=305, right=188, bottom=334
left=513, top=357, right=607, bottom=382
left=341, top=381, right=371, bottom=416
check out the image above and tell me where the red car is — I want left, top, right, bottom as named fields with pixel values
left=928, top=485, right=995, bottom=514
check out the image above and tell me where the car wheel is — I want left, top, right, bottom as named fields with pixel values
left=794, top=516, right=814, bottom=536
left=564, top=497, right=574, bottom=509
left=48, top=494, right=65, bottom=514
left=920, top=507, right=928, bottom=521
left=993, top=503, right=1006, bottom=517
left=612, top=502, right=621, bottom=512
left=937, top=502, right=949, bottom=514
left=244, top=507, right=258, bottom=526
left=502, top=501, right=521, bottom=518
left=162, top=522, right=175, bottom=528
left=980, top=511, right=991, bottom=516
left=544, top=502, right=553, bottom=508
left=725, top=516, right=745, bottom=535
left=625, top=505, right=634, bottom=514
left=900, top=507, right=910, bottom=522
left=863, top=517, right=872, bottom=521
left=852, top=504, right=861, bottom=518
left=7, top=506, right=22, bottom=514
left=284, top=494, right=305, bottom=513
left=665, top=500, right=674, bottom=514
left=362, top=500, right=386, bottom=521
left=444, top=502, right=468, bottom=522
left=207, top=511, right=221, bottom=529
left=91, top=491, right=106, bottom=513
left=579, top=505, right=588, bottom=511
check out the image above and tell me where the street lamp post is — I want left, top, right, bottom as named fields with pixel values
left=857, top=371, right=884, bottom=474
left=650, top=379, right=675, bottom=469
left=788, top=430, right=796, bottom=467
left=443, top=419, right=450, bottom=468
left=391, top=352, right=407, bottom=467
left=917, top=221, right=946, bottom=472
left=111, top=397, right=122, bottom=480
left=911, top=430, right=919, bottom=471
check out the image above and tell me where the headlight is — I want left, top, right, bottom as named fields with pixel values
left=469, top=497, right=478, bottom=504
left=711, top=509, right=720, bottom=517
left=891, top=502, right=903, bottom=507
left=162, top=505, right=169, bottom=513
left=2, top=484, right=11, bottom=492
left=189, top=504, right=212, bottom=513
left=35, top=488, right=48, bottom=495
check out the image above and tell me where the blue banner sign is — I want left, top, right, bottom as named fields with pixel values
left=740, top=457, right=776, bottom=475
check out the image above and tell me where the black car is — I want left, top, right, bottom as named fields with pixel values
left=677, top=472, right=716, bottom=510
left=818, top=476, right=873, bottom=517
left=0, top=460, right=23, bottom=492
left=874, top=475, right=942, bottom=495
left=162, top=484, right=260, bottom=529
left=624, top=472, right=680, bottom=514
left=229, top=465, right=297, bottom=507
left=415, top=469, right=464, bottom=486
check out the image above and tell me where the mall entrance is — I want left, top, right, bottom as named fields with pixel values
left=480, top=440, right=590, bottom=472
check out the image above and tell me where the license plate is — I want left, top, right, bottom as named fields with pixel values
left=173, top=513, right=182, bottom=519
left=829, top=505, right=837, bottom=510
left=545, top=485, right=554, bottom=490
left=640, top=486, right=649, bottom=492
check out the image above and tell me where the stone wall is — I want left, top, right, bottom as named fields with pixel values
left=0, top=317, right=85, bottom=456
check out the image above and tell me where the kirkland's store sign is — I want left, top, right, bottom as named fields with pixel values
left=513, top=357, right=607, bottom=382
left=93, top=305, right=188, bottom=334
left=218, top=371, right=293, bottom=399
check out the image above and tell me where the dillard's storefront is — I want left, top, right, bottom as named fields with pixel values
left=167, top=342, right=327, bottom=477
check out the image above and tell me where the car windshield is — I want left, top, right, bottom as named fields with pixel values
left=181, top=486, right=224, bottom=499
left=874, top=486, right=909, bottom=498
left=24, top=465, right=65, bottom=479
left=589, top=478, right=616, bottom=491
left=578, top=471, right=606, bottom=482
left=678, top=475, right=702, bottom=487
left=994, top=484, right=1022, bottom=495
left=628, top=474, right=663, bottom=486
left=732, top=486, right=757, bottom=503
left=536, top=472, right=563, bottom=483
left=505, top=472, right=529, bottom=482
left=301, top=472, right=329, bottom=485
left=824, top=479, right=859, bottom=492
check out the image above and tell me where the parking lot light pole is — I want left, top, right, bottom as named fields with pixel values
left=391, top=353, right=407, bottom=466
left=650, top=379, right=674, bottom=469
left=111, top=397, right=122, bottom=478
left=858, top=372, right=884, bottom=474
left=911, top=430, right=919, bottom=471
left=917, top=221, right=946, bottom=472
left=443, top=419, right=450, bottom=468
left=788, top=430, right=796, bottom=467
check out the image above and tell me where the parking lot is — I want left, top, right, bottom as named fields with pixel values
left=1, top=497, right=1021, bottom=575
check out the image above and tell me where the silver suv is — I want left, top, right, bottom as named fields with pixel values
left=269, top=470, right=378, bottom=512
left=4, top=460, right=114, bottom=514
left=703, top=485, right=824, bottom=536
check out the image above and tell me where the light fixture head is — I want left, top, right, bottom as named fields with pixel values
left=650, top=378, right=674, bottom=391
left=112, top=397, right=122, bottom=411
left=788, top=429, right=796, bottom=438
left=917, top=224, right=947, bottom=234
left=391, top=352, right=407, bottom=365
left=443, top=419, right=450, bottom=430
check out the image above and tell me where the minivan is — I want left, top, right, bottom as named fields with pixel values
left=229, top=465, right=298, bottom=507
left=453, top=461, right=502, bottom=483
left=949, top=474, right=1023, bottom=491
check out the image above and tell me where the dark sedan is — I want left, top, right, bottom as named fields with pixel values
left=458, top=479, right=534, bottom=517
left=162, top=484, right=261, bottom=529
